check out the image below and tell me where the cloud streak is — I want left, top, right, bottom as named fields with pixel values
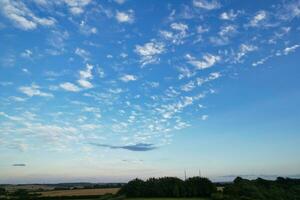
left=90, top=143, right=158, bottom=151
left=12, top=163, right=26, bottom=167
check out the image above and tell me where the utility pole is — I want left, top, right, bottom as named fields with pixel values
left=199, top=169, right=201, bottom=177
left=184, top=169, right=187, bottom=181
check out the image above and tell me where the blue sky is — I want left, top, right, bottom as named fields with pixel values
left=0, top=0, right=300, bottom=184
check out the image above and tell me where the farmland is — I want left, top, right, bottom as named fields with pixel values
left=38, top=188, right=120, bottom=197
left=40, top=198, right=208, bottom=200
left=1, top=177, right=300, bottom=200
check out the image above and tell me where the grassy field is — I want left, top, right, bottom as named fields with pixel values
left=38, top=188, right=120, bottom=197
left=126, top=198, right=209, bottom=200
left=73, top=199, right=209, bottom=200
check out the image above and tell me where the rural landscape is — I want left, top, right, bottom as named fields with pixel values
left=1, top=0, right=300, bottom=200
left=1, top=176, right=300, bottom=199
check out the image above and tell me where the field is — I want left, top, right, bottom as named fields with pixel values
left=126, top=198, right=209, bottom=200
left=3, top=184, right=55, bottom=192
left=73, top=199, right=209, bottom=200
left=38, top=188, right=120, bottom=197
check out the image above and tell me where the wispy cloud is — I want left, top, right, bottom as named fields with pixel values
left=135, top=41, right=165, bottom=66
left=60, top=82, right=81, bottom=92
left=186, top=54, right=220, bottom=70
left=78, top=63, right=94, bottom=89
left=90, top=143, right=158, bottom=151
left=75, top=48, right=90, bottom=61
left=1, top=0, right=55, bottom=30
left=283, top=44, right=300, bottom=55
left=220, top=10, right=240, bottom=21
left=19, top=84, right=53, bottom=97
left=120, top=74, right=137, bottom=82
left=64, top=0, right=91, bottom=15
left=193, top=0, right=220, bottom=10
left=249, top=10, right=267, bottom=27
left=115, top=10, right=134, bottom=23
left=234, top=44, right=257, bottom=63
left=12, top=163, right=26, bottom=167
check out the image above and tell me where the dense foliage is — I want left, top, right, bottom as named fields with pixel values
left=221, top=177, right=300, bottom=200
left=118, top=176, right=216, bottom=197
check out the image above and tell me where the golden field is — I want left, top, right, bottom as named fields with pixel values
left=38, top=188, right=120, bottom=197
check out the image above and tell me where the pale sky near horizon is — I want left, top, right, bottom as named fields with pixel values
left=0, top=0, right=300, bottom=184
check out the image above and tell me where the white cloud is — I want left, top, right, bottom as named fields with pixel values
left=79, top=63, right=93, bottom=79
left=252, top=55, right=272, bottom=67
left=135, top=41, right=165, bottom=66
left=186, top=54, right=220, bottom=70
left=20, top=49, right=33, bottom=58
left=80, top=124, right=101, bottom=130
left=160, top=30, right=173, bottom=40
left=157, top=95, right=204, bottom=119
left=114, top=0, right=126, bottom=4
left=181, top=81, right=195, bottom=92
left=197, top=26, right=209, bottom=33
left=209, top=72, right=221, bottom=80
left=75, top=48, right=90, bottom=61
left=97, top=67, right=105, bottom=78
left=148, top=82, right=159, bottom=88
left=249, top=10, right=267, bottom=27
left=280, top=1, right=300, bottom=20
left=197, top=72, right=221, bottom=85
left=9, top=142, right=28, bottom=152
left=1, top=0, right=55, bottom=30
left=83, top=106, right=100, bottom=113
left=17, top=122, right=79, bottom=148
left=77, top=63, right=94, bottom=88
left=19, top=84, right=53, bottom=97
left=9, top=96, right=27, bottom=102
left=64, top=0, right=91, bottom=15
left=79, top=21, right=97, bottom=35
left=47, top=30, right=69, bottom=53
left=220, top=10, right=239, bottom=20
left=120, top=74, right=138, bottom=82
left=177, top=66, right=196, bottom=80
left=78, top=79, right=93, bottom=88
left=210, top=25, right=237, bottom=46
left=171, top=22, right=188, bottom=32
left=60, top=82, right=80, bottom=92
left=234, top=44, right=257, bottom=63
left=283, top=44, right=300, bottom=55
left=160, top=22, right=189, bottom=45
left=22, top=68, right=30, bottom=74
left=193, top=0, right=220, bottom=10
left=201, top=115, right=208, bottom=120
left=0, top=112, right=23, bottom=121
left=115, top=10, right=134, bottom=23
left=120, top=53, right=128, bottom=58
left=219, top=25, right=237, bottom=37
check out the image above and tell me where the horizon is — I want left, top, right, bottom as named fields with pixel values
left=1, top=0, right=300, bottom=185
left=2, top=173, right=300, bottom=185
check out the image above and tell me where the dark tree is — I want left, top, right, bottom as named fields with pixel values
left=185, top=177, right=216, bottom=197
left=119, top=176, right=216, bottom=198
left=0, top=187, right=6, bottom=198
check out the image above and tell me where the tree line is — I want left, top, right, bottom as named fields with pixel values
left=118, top=176, right=216, bottom=198
left=221, top=176, right=300, bottom=200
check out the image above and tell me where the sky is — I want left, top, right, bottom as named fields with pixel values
left=0, top=0, right=300, bottom=184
